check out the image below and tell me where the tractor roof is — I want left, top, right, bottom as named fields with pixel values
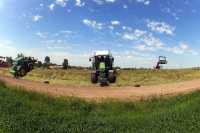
left=94, top=50, right=112, bottom=56
left=0, top=56, right=5, bottom=59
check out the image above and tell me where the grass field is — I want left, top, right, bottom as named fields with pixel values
left=1, top=80, right=200, bottom=132
left=1, top=68, right=200, bottom=87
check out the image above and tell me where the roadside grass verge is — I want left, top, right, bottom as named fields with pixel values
left=2, top=68, right=200, bottom=86
left=1, top=80, right=200, bottom=132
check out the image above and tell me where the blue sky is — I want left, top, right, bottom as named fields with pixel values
left=0, top=0, right=200, bottom=68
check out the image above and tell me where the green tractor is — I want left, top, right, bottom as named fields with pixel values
left=10, top=56, right=37, bottom=78
left=89, top=51, right=117, bottom=86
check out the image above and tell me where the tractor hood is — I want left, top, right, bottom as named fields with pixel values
left=10, top=65, right=21, bottom=75
left=9, top=67, right=17, bottom=74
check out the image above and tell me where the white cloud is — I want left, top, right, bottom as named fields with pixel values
left=123, top=4, right=128, bottom=9
left=166, top=43, right=198, bottom=55
left=75, top=0, right=85, bottom=7
left=93, top=0, right=104, bottom=5
left=143, top=34, right=164, bottom=48
left=135, top=44, right=158, bottom=52
left=105, top=0, right=115, bottom=3
left=122, top=28, right=164, bottom=51
left=48, top=3, right=55, bottom=11
left=40, top=3, right=44, bottom=7
left=55, top=0, right=67, bottom=7
left=147, top=20, right=175, bottom=35
left=180, top=43, right=189, bottom=50
left=111, top=20, right=120, bottom=26
left=58, top=30, right=74, bottom=38
left=136, top=0, right=150, bottom=5
left=123, top=29, right=197, bottom=55
left=133, top=35, right=164, bottom=52
left=162, top=8, right=180, bottom=20
left=36, top=32, right=48, bottom=38
left=122, top=29, right=146, bottom=41
left=93, top=0, right=116, bottom=5
left=32, top=15, right=43, bottom=22
left=83, top=19, right=103, bottom=30
left=108, top=25, right=114, bottom=30
left=122, top=26, right=132, bottom=31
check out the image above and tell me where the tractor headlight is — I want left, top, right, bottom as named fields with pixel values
left=109, top=70, right=114, bottom=73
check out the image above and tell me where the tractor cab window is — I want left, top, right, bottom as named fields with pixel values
left=158, top=56, right=167, bottom=64
left=93, top=55, right=113, bottom=70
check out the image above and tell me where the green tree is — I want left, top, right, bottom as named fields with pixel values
left=43, top=56, right=50, bottom=68
left=37, top=61, right=42, bottom=68
left=62, top=59, right=69, bottom=69
left=44, top=56, right=50, bottom=64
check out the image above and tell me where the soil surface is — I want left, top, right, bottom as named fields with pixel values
left=1, top=75, right=200, bottom=101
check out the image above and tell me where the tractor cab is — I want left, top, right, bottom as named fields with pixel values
left=158, top=56, right=167, bottom=64
left=90, top=51, right=116, bottom=86
left=90, top=51, right=114, bottom=71
left=12, top=57, right=23, bottom=65
left=155, top=56, right=167, bottom=69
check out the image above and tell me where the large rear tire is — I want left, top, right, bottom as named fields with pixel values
left=91, top=73, right=98, bottom=84
left=28, top=63, right=33, bottom=72
left=109, top=73, right=116, bottom=83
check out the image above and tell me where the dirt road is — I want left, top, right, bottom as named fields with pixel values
left=1, top=75, right=200, bottom=100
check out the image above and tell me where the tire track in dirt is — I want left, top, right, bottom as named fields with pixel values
left=1, top=75, right=200, bottom=101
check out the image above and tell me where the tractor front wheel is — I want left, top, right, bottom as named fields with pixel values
left=14, top=73, right=19, bottom=78
left=19, top=68, right=26, bottom=77
left=91, top=73, right=98, bottom=83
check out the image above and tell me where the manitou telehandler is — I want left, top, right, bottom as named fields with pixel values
left=89, top=51, right=117, bottom=86
left=155, top=56, right=167, bottom=70
left=10, top=56, right=37, bottom=78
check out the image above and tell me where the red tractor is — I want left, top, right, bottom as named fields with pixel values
left=155, top=56, right=167, bottom=70
left=0, top=56, right=9, bottom=68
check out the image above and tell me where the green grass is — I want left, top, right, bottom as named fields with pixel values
left=2, top=68, right=200, bottom=86
left=1, top=81, right=200, bottom=132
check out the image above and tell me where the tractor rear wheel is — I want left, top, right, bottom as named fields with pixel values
left=109, top=73, right=116, bottom=83
left=91, top=73, right=98, bottom=83
left=28, top=63, right=33, bottom=72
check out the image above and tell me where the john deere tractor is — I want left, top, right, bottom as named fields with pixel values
left=89, top=51, right=117, bottom=86
left=10, top=56, right=37, bottom=77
